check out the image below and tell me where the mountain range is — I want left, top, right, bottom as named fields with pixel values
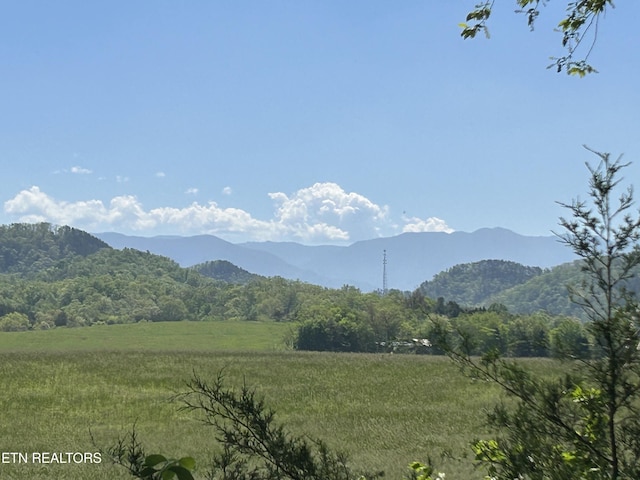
left=96, top=228, right=576, bottom=291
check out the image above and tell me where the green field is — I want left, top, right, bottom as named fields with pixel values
left=0, top=321, right=559, bottom=479
left=0, top=321, right=295, bottom=353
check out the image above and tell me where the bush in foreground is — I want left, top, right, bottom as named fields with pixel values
left=105, top=370, right=390, bottom=480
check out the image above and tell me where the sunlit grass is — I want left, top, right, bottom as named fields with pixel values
left=0, top=320, right=294, bottom=352
left=0, top=322, right=561, bottom=479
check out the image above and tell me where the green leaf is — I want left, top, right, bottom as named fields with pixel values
left=178, top=456, right=196, bottom=470
left=568, top=67, right=587, bottom=77
left=168, top=465, right=196, bottom=480
left=161, top=469, right=176, bottom=480
left=461, top=27, right=478, bottom=39
left=140, top=466, right=158, bottom=477
left=144, top=454, right=168, bottom=467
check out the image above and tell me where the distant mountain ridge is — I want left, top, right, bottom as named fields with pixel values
left=95, top=227, right=576, bottom=291
left=96, top=232, right=336, bottom=287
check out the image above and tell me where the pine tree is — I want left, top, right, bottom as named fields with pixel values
left=434, top=148, right=640, bottom=479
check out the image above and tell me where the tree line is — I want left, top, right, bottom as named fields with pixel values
left=0, top=224, right=590, bottom=358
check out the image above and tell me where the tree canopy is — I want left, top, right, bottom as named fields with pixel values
left=419, top=260, right=544, bottom=307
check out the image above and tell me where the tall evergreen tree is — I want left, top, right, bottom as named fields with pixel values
left=434, top=148, right=640, bottom=479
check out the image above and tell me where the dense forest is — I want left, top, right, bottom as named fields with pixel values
left=194, top=259, right=262, bottom=284
left=0, top=223, right=598, bottom=357
left=419, top=260, right=545, bottom=306
left=0, top=223, right=109, bottom=275
left=418, top=258, right=640, bottom=320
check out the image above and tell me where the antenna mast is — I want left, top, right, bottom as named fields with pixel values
left=382, top=249, right=388, bottom=295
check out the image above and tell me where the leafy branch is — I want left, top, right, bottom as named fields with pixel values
left=174, top=370, right=383, bottom=480
left=461, top=1, right=616, bottom=76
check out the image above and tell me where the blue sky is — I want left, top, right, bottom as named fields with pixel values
left=2, top=2, right=639, bottom=244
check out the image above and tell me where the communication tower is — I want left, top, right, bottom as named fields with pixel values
left=382, top=249, right=388, bottom=295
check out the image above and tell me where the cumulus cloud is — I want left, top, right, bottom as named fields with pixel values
left=268, top=182, right=390, bottom=242
left=185, top=187, right=199, bottom=195
left=222, top=186, right=232, bottom=195
left=5, top=186, right=117, bottom=227
left=4, top=186, right=264, bottom=236
left=3, top=183, right=453, bottom=243
left=402, top=216, right=454, bottom=234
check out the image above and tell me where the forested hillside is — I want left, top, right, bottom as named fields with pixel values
left=484, top=261, right=582, bottom=316
left=193, top=260, right=262, bottom=284
left=417, top=257, right=640, bottom=320
left=0, top=223, right=597, bottom=357
left=0, top=223, right=426, bottom=335
left=489, top=260, right=640, bottom=318
left=0, top=223, right=109, bottom=275
left=419, top=259, right=544, bottom=306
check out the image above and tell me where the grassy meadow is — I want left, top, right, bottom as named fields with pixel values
left=0, top=321, right=563, bottom=479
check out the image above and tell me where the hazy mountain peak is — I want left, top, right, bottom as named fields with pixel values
left=95, top=228, right=576, bottom=291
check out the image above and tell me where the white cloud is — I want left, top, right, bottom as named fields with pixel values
left=402, top=216, right=454, bottom=234
left=155, top=171, right=166, bottom=178
left=3, top=187, right=281, bottom=239
left=3, top=183, right=453, bottom=243
left=116, top=176, right=130, bottom=183
left=268, top=182, right=390, bottom=242
left=5, top=186, right=112, bottom=227
left=70, top=166, right=92, bottom=174
left=185, top=187, right=199, bottom=195
left=222, top=186, right=232, bottom=195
